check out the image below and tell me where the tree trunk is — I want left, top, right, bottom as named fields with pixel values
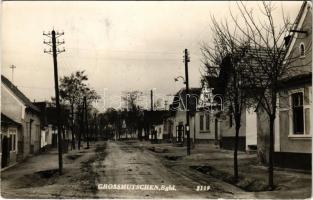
left=234, top=120, right=240, bottom=182
left=77, top=123, right=80, bottom=150
left=84, top=103, right=89, bottom=149
left=78, top=110, right=83, bottom=150
left=86, top=123, right=89, bottom=148
left=118, top=125, right=120, bottom=140
left=71, top=104, right=75, bottom=150
left=268, top=115, right=275, bottom=190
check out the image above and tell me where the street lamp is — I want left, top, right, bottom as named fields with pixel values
left=174, top=76, right=186, bottom=84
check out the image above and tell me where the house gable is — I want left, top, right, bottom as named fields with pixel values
left=1, top=84, right=26, bottom=123
left=1, top=75, right=40, bottom=113
left=285, top=2, right=311, bottom=59
left=285, top=2, right=312, bottom=77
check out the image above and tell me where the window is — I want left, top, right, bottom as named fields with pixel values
left=12, top=135, right=16, bottom=151
left=8, top=135, right=12, bottom=151
left=292, top=92, right=304, bottom=134
left=206, top=114, right=210, bottom=130
left=200, top=115, right=204, bottom=131
left=8, top=128, right=17, bottom=151
left=300, top=43, right=305, bottom=57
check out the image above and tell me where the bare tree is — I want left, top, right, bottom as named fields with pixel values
left=201, top=16, right=251, bottom=182
left=227, top=2, right=311, bottom=189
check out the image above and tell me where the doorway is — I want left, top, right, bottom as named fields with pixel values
left=177, top=122, right=184, bottom=143
left=1, top=135, right=10, bottom=168
left=214, top=118, right=219, bottom=145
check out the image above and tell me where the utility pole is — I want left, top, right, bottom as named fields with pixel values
left=150, top=89, right=154, bottom=141
left=150, top=89, right=153, bottom=111
left=84, top=96, right=90, bottom=149
left=43, top=29, right=65, bottom=174
left=184, top=49, right=191, bottom=156
left=10, top=65, right=16, bottom=84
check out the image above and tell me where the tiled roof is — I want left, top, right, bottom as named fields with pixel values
left=171, top=87, right=201, bottom=112
left=1, top=75, right=40, bottom=113
left=203, top=76, right=224, bottom=94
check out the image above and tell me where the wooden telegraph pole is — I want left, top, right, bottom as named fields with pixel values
left=43, top=29, right=65, bottom=174
left=150, top=89, right=154, bottom=111
left=84, top=96, right=90, bottom=149
left=184, top=49, right=191, bottom=156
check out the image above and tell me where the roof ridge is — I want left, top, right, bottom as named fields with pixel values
left=1, top=75, right=40, bottom=112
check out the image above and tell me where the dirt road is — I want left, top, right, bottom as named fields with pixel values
left=1, top=140, right=253, bottom=198
left=94, top=141, right=251, bottom=199
left=3, top=140, right=308, bottom=199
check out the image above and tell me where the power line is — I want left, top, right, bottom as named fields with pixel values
left=3, top=48, right=201, bottom=58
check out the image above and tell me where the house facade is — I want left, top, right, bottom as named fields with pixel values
left=1, top=114, right=21, bottom=168
left=163, top=116, right=174, bottom=142
left=144, top=110, right=170, bottom=142
left=200, top=71, right=258, bottom=151
left=196, top=80, right=223, bottom=144
left=1, top=75, right=41, bottom=167
left=33, top=101, right=55, bottom=149
left=170, top=87, right=220, bottom=144
left=170, top=88, right=200, bottom=144
left=257, top=2, right=312, bottom=170
left=153, top=123, right=164, bottom=141
left=219, top=106, right=257, bottom=152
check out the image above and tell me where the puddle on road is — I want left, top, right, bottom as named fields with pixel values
left=35, top=169, right=59, bottom=179
left=66, top=154, right=82, bottom=160
left=148, top=147, right=169, bottom=153
left=164, top=155, right=183, bottom=161
left=13, top=169, right=60, bottom=189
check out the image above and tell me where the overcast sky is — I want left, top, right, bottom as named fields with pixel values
left=1, top=1, right=302, bottom=111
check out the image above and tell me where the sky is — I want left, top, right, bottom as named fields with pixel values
left=1, top=1, right=302, bottom=111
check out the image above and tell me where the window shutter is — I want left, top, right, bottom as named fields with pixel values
left=279, top=91, right=289, bottom=109
left=305, top=108, right=310, bottom=135
left=279, top=111, right=289, bottom=137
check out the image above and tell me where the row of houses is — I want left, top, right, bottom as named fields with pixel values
left=149, top=2, right=312, bottom=170
left=1, top=75, right=71, bottom=169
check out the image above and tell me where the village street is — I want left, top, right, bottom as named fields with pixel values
left=1, top=140, right=311, bottom=199
left=1, top=1, right=312, bottom=199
